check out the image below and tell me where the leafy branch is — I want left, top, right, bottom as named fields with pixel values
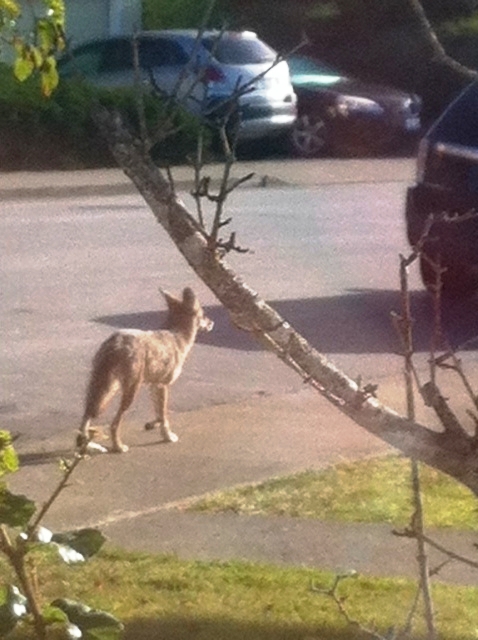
left=0, top=432, right=122, bottom=639
left=2, top=0, right=66, bottom=96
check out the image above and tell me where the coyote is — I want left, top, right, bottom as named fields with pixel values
left=78, top=287, right=213, bottom=453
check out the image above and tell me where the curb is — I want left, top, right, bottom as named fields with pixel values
left=0, top=177, right=290, bottom=201
left=0, top=183, right=136, bottom=201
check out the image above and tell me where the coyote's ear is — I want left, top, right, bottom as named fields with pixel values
left=182, top=287, right=197, bottom=309
left=159, top=287, right=177, bottom=307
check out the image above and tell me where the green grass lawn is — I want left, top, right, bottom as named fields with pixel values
left=3, top=548, right=478, bottom=640
left=187, top=455, right=478, bottom=530
left=4, top=454, right=478, bottom=639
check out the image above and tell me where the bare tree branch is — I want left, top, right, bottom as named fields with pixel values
left=395, top=249, right=437, bottom=640
left=92, top=106, right=478, bottom=496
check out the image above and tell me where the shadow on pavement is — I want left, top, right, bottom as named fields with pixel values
left=94, top=288, right=478, bottom=355
left=19, top=449, right=75, bottom=466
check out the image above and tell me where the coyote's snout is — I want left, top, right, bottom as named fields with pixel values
left=78, top=287, right=213, bottom=453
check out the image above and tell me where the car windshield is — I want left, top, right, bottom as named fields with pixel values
left=288, top=55, right=342, bottom=86
left=202, top=34, right=276, bottom=64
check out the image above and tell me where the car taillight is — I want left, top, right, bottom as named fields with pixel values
left=203, top=65, right=225, bottom=83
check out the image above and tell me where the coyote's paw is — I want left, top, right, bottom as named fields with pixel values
left=86, top=441, right=108, bottom=454
left=162, top=431, right=179, bottom=443
left=145, top=421, right=179, bottom=443
left=76, top=428, right=108, bottom=454
left=111, top=443, right=129, bottom=453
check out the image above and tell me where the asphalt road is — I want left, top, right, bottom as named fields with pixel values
left=2, top=158, right=478, bottom=454
left=3, top=160, right=478, bottom=582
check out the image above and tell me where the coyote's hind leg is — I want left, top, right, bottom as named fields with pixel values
left=110, top=381, right=141, bottom=453
left=146, top=385, right=178, bottom=443
left=77, top=377, right=119, bottom=450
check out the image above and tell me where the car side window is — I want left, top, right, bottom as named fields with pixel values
left=202, top=35, right=276, bottom=64
left=139, top=38, right=189, bottom=68
left=59, top=43, right=105, bottom=77
left=99, top=39, right=134, bottom=73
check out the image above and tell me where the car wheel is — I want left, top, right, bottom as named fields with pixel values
left=419, top=254, right=478, bottom=300
left=289, top=112, right=330, bottom=157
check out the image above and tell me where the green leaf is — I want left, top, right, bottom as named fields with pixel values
left=40, top=55, right=59, bottom=96
left=66, top=623, right=83, bottom=639
left=51, top=600, right=124, bottom=640
left=42, top=604, right=69, bottom=625
left=0, top=606, right=17, bottom=637
left=0, top=0, right=20, bottom=19
left=13, top=54, right=34, bottom=81
left=0, top=484, right=36, bottom=527
left=52, top=529, right=106, bottom=560
left=55, top=543, right=86, bottom=564
left=35, top=525, right=53, bottom=543
left=0, top=585, right=28, bottom=635
left=30, top=45, right=43, bottom=68
left=37, top=18, right=56, bottom=52
left=0, top=431, right=19, bottom=478
left=42, top=604, right=83, bottom=639
left=45, top=0, right=65, bottom=23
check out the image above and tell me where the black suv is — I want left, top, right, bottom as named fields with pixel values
left=405, top=80, right=478, bottom=299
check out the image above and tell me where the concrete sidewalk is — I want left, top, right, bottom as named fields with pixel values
left=94, top=510, right=478, bottom=586
left=0, top=157, right=415, bottom=199
left=9, top=389, right=478, bottom=587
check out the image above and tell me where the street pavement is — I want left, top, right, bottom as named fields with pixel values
left=4, top=160, right=478, bottom=586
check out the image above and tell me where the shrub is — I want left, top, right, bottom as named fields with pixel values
left=0, top=63, right=209, bottom=170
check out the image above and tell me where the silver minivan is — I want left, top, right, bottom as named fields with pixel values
left=59, top=29, right=297, bottom=142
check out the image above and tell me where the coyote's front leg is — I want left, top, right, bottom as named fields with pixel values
left=145, top=385, right=179, bottom=443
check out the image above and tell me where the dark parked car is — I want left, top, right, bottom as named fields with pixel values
left=287, top=55, right=422, bottom=157
left=405, top=80, right=478, bottom=299
left=59, top=30, right=297, bottom=143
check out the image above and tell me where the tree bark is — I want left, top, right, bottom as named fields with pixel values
left=93, top=107, right=478, bottom=496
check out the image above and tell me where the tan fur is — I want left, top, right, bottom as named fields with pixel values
left=78, top=287, right=213, bottom=453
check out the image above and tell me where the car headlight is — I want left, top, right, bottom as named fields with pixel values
left=336, top=95, right=384, bottom=117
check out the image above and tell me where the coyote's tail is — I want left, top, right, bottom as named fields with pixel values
left=81, top=340, right=117, bottom=422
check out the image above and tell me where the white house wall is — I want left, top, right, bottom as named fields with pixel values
left=67, top=0, right=142, bottom=46
left=108, top=0, right=142, bottom=36
left=67, top=0, right=110, bottom=45
left=3, top=0, right=142, bottom=58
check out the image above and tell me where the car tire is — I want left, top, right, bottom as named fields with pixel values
left=289, top=112, right=330, bottom=157
left=419, top=253, right=478, bottom=300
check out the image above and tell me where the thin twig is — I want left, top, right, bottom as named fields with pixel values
left=132, top=31, right=150, bottom=151
left=434, top=345, right=478, bottom=413
left=26, top=452, right=86, bottom=539
left=191, top=129, right=206, bottom=228
left=311, top=574, right=393, bottom=640
left=398, top=252, right=437, bottom=640
left=423, top=533, right=478, bottom=570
